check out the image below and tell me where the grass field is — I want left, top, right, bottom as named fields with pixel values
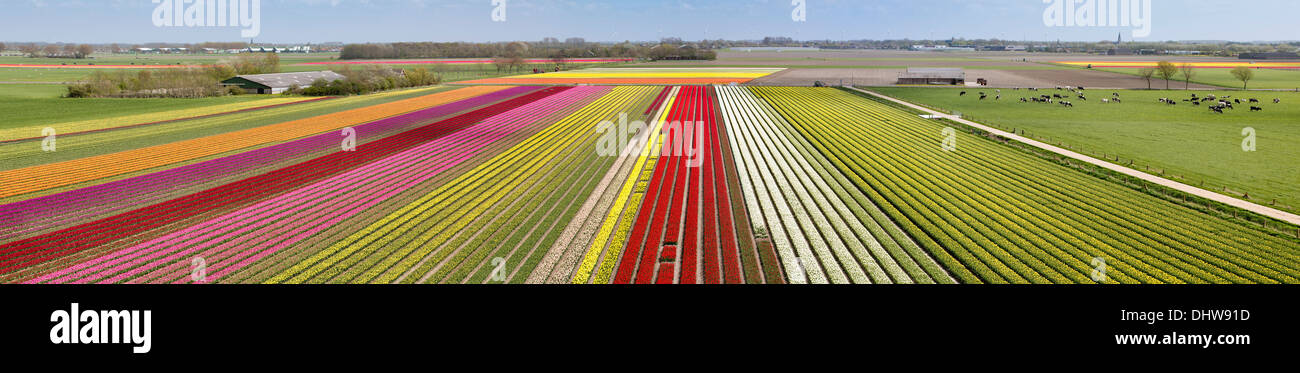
left=871, top=87, right=1300, bottom=211
left=0, top=89, right=280, bottom=131
left=1093, top=67, right=1300, bottom=90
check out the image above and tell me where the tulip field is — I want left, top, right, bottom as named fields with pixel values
left=3, top=81, right=1300, bottom=284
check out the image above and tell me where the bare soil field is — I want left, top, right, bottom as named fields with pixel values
left=666, top=50, right=1232, bottom=88
left=748, top=66, right=1218, bottom=89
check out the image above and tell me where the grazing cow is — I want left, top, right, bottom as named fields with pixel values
left=1020, top=97, right=1028, bottom=103
left=1211, top=107, right=1224, bottom=114
left=1193, top=100, right=1200, bottom=106
left=1112, top=98, right=1122, bottom=103
left=960, top=91, right=967, bottom=96
left=1077, top=86, right=1085, bottom=90
left=979, top=95, right=987, bottom=100
left=1234, top=99, right=1242, bottom=104
left=1249, top=98, right=1259, bottom=103
left=1275, top=98, right=1281, bottom=104
left=1251, top=106, right=1263, bottom=112
left=1101, top=98, right=1109, bottom=104
left=1078, top=95, right=1087, bottom=101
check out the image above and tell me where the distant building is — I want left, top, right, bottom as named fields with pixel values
left=1107, top=48, right=1134, bottom=55
left=1239, top=52, right=1300, bottom=60
left=220, top=71, right=346, bottom=94
left=910, top=45, right=975, bottom=52
left=898, top=68, right=965, bottom=85
left=984, top=45, right=1027, bottom=52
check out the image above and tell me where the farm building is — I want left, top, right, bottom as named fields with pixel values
left=220, top=71, right=346, bottom=94
left=897, top=68, right=965, bottom=85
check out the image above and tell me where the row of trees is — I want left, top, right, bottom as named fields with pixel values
left=339, top=41, right=715, bottom=61
left=65, top=53, right=281, bottom=98
left=1135, top=61, right=1256, bottom=90
left=9, top=43, right=95, bottom=59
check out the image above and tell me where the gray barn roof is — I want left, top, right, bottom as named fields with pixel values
left=900, top=68, right=965, bottom=79
left=223, top=71, right=347, bottom=89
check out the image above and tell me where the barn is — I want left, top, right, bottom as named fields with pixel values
left=897, top=68, right=965, bottom=85
left=220, top=71, right=347, bottom=94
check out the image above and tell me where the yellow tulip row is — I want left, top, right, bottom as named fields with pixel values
left=0, top=85, right=506, bottom=199
left=266, top=86, right=658, bottom=284
left=753, top=86, right=1300, bottom=284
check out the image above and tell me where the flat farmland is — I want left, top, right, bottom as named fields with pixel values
left=2, top=78, right=1297, bottom=284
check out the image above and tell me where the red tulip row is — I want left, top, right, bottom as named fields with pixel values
left=0, top=87, right=569, bottom=276
left=644, top=86, right=672, bottom=116
left=611, top=85, right=740, bottom=284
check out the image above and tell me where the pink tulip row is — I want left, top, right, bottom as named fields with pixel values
left=29, top=86, right=608, bottom=284
left=0, top=87, right=540, bottom=242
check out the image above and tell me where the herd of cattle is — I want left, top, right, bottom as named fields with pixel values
left=959, top=87, right=1282, bottom=114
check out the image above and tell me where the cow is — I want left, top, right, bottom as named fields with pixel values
left=1275, top=98, right=1281, bottom=104
left=1101, top=98, right=1109, bottom=104
left=1251, top=106, right=1263, bottom=112
left=1020, top=97, right=1029, bottom=103
left=1249, top=98, right=1259, bottom=103
left=960, top=91, right=967, bottom=96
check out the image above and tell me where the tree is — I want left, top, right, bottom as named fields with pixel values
left=75, top=44, right=94, bottom=59
left=110, top=43, right=121, bottom=54
left=1179, top=63, right=1197, bottom=90
left=0, top=42, right=6, bottom=53
left=43, top=45, right=60, bottom=58
left=19, top=43, right=39, bottom=57
left=1230, top=66, right=1255, bottom=90
left=1155, top=61, right=1178, bottom=90
left=1137, top=67, right=1156, bottom=89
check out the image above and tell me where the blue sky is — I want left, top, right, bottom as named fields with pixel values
left=2, top=0, right=1297, bottom=44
